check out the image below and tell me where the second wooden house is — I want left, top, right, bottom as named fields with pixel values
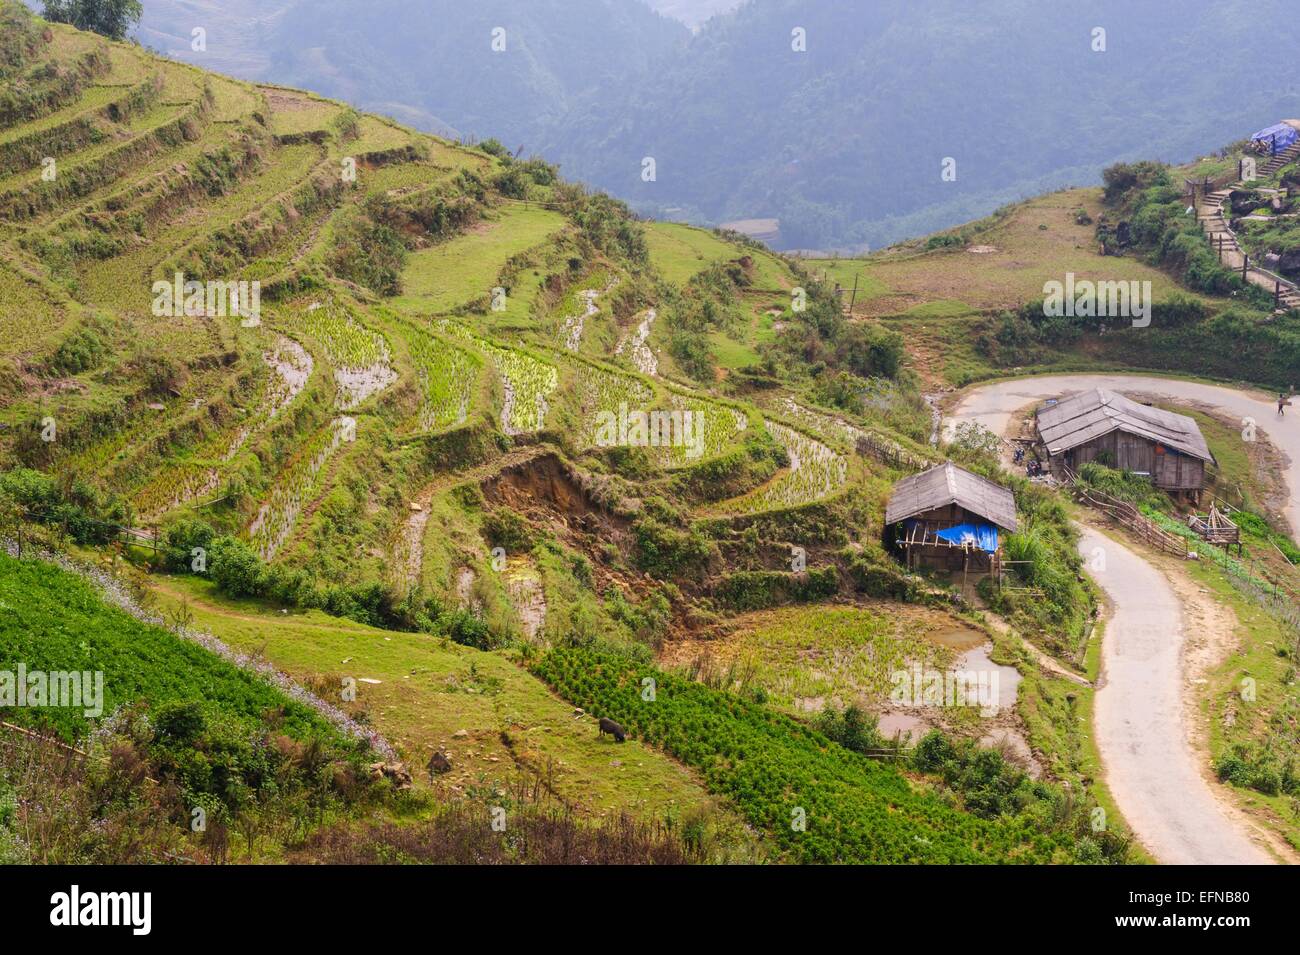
left=1034, top=388, right=1212, bottom=501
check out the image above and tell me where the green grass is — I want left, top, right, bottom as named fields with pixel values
left=346, top=116, right=415, bottom=156
left=708, top=329, right=761, bottom=369
left=1186, top=557, right=1300, bottom=852
left=859, top=189, right=1206, bottom=320
left=644, top=221, right=740, bottom=286
left=145, top=572, right=740, bottom=824
left=263, top=89, right=343, bottom=138
left=393, top=205, right=566, bottom=316
left=205, top=75, right=261, bottom=123
left=801, top=258, right=892, bottom=298
left=662, top=604, right=960, bottom=714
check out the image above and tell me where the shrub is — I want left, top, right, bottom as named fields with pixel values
left=164, top=518, right=216, bottom=573
left=209, top=536, right=264, bottom=598
left=714, top=566, right=839, bottom=611
left=814, top=705, right=884, bottom=754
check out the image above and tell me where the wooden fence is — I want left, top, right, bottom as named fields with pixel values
left=1067, top=476, right=1189, bottom=558
left=855, top=432, right=931, bottom=473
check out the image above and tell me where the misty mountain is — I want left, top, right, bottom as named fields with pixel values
left=125, top=0, right=1300, bottom=250
left=540, top=0, right=1300, bottom=250
left=131, top=0, right=688, bottom=141
left=644, top=0, right=748, bottom=30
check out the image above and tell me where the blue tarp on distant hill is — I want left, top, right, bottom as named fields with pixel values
left=1251, top=123, right=1298, bottom=154
left=932, top=523, right=1000, bottom=553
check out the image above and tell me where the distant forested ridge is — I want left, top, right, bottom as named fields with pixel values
left=129, top=0, right=1300, bottom=250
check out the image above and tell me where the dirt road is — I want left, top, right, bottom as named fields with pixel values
left=950, top=374, right=1284, bottom=864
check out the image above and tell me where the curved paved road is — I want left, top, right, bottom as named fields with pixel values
left=948, top=373, right=1298, bottom=534
left=950, top=374, right=1284, bottom=865
left=1077, top=524, right=1269, bottom=864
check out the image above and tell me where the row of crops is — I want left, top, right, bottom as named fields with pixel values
left=0, top=549, right=345, bottom=746
left=298, top=300, right=395, bottom=409
left=247, top=416, right=354, bottom=561
left=563, top=356, right=656, bottom=447
left=437, top=320, right=557, bottom=434
left=531, top=645, right=1074, bottom=863
left=780, top=396, right=933, bottom=471
left=652, top=392, right=750, bottom=469
left=713, top=421, right=847, bottom=514
left=133, top=336, right=313, bottom=520
left=407, top=326, right=482, bottom=432
left=780, top=397, right=866, bottom=450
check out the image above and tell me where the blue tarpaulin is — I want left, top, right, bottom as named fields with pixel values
left=933, top=523, right=1000, bottom=553
left=1251, top=123, right=1298, bottom=154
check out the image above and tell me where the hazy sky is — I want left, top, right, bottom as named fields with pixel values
left=643, top=0, right=747, bottom=29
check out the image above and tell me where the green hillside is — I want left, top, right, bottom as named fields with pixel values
left=0, top=3, right=1129, bottom=864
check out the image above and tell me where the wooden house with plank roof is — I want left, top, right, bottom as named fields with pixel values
left=1034, top=389, right=1212, bottom=501
left=885, top=462, right=1018, bottom=580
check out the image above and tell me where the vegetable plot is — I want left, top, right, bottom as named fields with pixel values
left=532, top=645, right=1072, bottom=864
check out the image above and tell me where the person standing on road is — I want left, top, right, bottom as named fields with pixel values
left=1280, top=393, right=1289, bottom=416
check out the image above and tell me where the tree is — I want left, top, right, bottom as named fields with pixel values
left=41, top=0, right=142, bottom=41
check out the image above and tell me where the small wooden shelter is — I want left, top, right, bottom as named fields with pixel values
left=885, top=462, right=1018, bottom=580
left=1188, top=504, right=1242, bottom=554
left=1036, top=389, right=1212, bottom=500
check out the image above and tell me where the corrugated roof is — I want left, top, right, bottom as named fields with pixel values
left=885, top=461, right=1018, bottom=531
left=1036, top=389, right=1212, bottom=462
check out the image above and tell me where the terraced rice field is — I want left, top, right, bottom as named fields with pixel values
left=779, top=397, right=867, bottom=449
left=297, top=300, right=396, bottom=409
left=360, top=160, right=453, bottom=197
left=406, top=325, right=482, bottom=431
left=261, top=87, right=343, bottom=138
left=0, top=263, right=68, bottom=355
left=712, top=421, right=847, bottom=514
left=566, top=357, right=655, bottom=447
left=347, top=115, right=415, bottom=156
left=437, top=320, right=558, bottom=434
left=205, top=75, right=263, bottom=123
left=555, top=270, right=615, bottom=352
left=133, top=336, right=313, bottom=519
left=652, top=391, right=751, bottom=468
left=615, top=308, right=659, bottom=375
left=69, top=141, right=325, bottom=311
left=489, top=343, right=558, bottom=435
left=248, top=416, right=356, bottom=561
left=394, top=205, right=566, bottom=316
